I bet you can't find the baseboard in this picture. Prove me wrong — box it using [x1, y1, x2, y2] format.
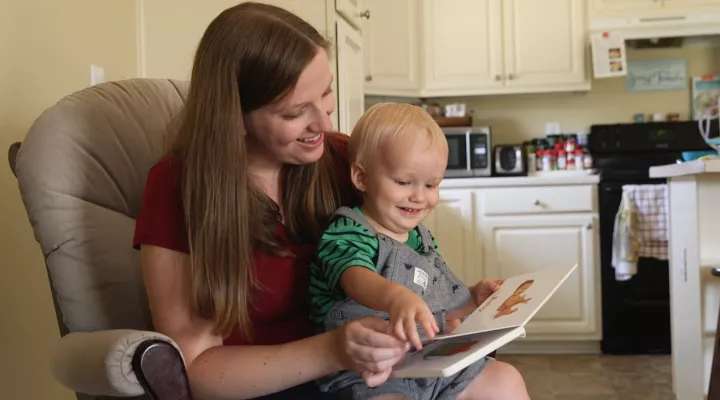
[496, 340, 601, 355]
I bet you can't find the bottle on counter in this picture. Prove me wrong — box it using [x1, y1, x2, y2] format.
[583, 151, 593, 169]
[541, 150, 553, 172]
[525, 141, 537, 174]
[557, 150, 567, 170]
[565, 135, 576, 154]
[574, 149, 585, 170]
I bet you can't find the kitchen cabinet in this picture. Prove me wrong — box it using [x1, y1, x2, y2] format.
[591, 0, 720, 17]
[479, 214, 600, 338]
[335, 16, 365, 135]
[362, 0, 421, 96]
[363, 0, 590, 97]
[335, 0, 367, 30]
[591, 0, 663, 13]
[425, 180, 602, 351]
[421, 190, 480, 287]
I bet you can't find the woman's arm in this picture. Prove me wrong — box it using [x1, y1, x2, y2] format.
[141, 245, 406, 400]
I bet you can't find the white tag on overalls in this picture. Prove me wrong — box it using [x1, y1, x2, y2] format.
[413, 267, 429, 290]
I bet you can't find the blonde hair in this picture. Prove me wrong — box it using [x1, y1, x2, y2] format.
[348, 102, 447, 168]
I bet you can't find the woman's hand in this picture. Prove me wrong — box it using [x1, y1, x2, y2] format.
[332, 316, 410, 387]
[471, 278, 504, 307]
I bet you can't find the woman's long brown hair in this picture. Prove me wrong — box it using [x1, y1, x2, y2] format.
[169, 2, 345, 341]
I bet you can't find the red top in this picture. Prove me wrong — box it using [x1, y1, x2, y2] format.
[133, 133, 360, 345]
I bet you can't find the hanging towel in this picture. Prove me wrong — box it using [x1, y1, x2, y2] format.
[611, 184, 669, 281]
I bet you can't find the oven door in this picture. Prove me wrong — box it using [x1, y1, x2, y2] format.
[599, 179, 671, 354]
[444, 133, 472, 177]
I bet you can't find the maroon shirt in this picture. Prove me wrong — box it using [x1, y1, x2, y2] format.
[133, 133, 360, 345]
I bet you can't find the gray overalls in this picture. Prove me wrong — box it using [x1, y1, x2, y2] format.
[317, 206, 493, 400]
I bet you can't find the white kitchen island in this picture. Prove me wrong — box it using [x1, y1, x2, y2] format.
[650, 159, 720, 400]
[430, 172, 602, 354]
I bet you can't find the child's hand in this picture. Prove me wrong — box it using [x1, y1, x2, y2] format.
[471, 278, 504, 307]
[388, 286, 439, 350]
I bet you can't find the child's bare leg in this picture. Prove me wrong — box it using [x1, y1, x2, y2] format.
[458, 360, 530, 400]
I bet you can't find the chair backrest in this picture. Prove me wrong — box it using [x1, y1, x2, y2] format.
[15, 78, 189, 333]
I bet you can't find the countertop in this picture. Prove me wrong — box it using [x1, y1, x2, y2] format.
[649, 158, 720, 178]
[439, 170, 600, 189]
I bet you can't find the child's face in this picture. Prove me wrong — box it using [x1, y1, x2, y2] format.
[359, 132, 448, 235]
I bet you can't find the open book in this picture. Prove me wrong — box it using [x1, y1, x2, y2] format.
[391, 263, 578, 378]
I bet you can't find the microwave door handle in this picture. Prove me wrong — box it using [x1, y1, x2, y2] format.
[466, 134, 471, 171]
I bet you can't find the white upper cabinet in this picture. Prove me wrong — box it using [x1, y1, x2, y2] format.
[503, 0, 588, 89]
[364, 0, 590, 97]
[362, 0, 421, 96]
[422, 0, 504, 94]
[335, 17, 365, 135]
[591, 0, 663, 13]
[591, 0, 720, 17]
[335, 0, 368, 31]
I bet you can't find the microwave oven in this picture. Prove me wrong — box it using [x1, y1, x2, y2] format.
[442, 126, 492, 178]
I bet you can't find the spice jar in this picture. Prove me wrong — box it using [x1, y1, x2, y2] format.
[583, 151, 593, 169]
[574, 149, 585, 170]
[565, 135, 576, 154]
[541, 150, 552, 172]
[557, 150, 567, 170]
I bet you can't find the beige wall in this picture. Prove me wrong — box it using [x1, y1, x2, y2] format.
[0, 1, 137, 399]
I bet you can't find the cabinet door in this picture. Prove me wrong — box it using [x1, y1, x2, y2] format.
[503, 0, 588, 89]
[335, 0, 365, 30]
[422, 0, 504, 92]
[591, 0, 663, 13]
[335, 18, 364, 136]
[362, 0, 421, 95]
[481, 214, 599, 337]
[422, 190, 479, 286]
[663, 0, 720, 9]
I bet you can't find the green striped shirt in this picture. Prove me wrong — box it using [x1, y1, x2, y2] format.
[308, 207, 439, 325]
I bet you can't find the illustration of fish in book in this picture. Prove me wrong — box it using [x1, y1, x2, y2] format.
[493, 279, 534, 319]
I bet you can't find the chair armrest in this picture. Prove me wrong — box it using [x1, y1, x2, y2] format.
[51, 329, 189, 398]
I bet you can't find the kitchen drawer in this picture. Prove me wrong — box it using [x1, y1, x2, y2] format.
[336, 0, 366, 30]
[481, 185, 595, 216]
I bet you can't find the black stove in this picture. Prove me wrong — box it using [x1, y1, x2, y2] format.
[589, 120, 714, 355]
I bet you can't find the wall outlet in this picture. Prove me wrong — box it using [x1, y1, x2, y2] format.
[90, 64, 105, 86]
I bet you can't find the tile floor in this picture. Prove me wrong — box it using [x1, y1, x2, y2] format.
[499, 354, 674, 400]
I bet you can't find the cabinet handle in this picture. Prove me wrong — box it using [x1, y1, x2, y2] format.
[508, 73, 516, 80]
[586, 223, 593, 230]
[495, 74, 502, 81]
[359, 10, 371, 19]
[533, 200, 541, 206]
[365, 75, 372, 82]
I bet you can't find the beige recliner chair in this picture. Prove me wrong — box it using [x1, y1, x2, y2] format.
[9, 79, 193, 400]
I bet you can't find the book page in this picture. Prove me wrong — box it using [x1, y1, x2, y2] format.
[391, 326, 526, 378]
[430, 264, 577, 342]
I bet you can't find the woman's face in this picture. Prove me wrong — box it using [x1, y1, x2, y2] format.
[244, 48, 336, 168]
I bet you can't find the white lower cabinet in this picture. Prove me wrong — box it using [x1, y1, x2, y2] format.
[480, 213, 600, 339]
[422, 190, 480, 286]
[426, 184, 602, 349]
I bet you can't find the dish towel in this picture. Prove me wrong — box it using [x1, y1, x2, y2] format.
[611, 184, 669, 281]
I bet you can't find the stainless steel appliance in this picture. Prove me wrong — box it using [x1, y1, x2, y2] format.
[493, 145, 526, 176]
[443, 126, 492, 178]
[589, 120, 714, 354]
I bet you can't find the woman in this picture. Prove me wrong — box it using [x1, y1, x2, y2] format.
[133, 2, 528, 399]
